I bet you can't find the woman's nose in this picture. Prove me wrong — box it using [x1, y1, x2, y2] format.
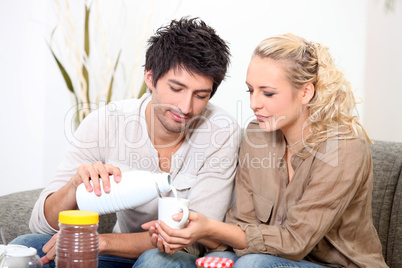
[250, 93, 262, 111]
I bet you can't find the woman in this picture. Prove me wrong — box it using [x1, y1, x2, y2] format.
[137, 34, 388, 268]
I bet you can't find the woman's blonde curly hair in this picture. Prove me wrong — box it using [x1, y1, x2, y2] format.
[253, 33, 372, 153]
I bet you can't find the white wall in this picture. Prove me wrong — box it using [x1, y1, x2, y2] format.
[1, 0, 46, 195]
[122, 0, 368, 129]
[0, 0, 399, 196]
[364, 0, 402, 143]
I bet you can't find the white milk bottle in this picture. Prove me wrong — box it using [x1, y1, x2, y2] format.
[76, 170, 172, 215]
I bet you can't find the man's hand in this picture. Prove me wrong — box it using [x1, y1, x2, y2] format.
[41, 233, 58, 264]
[142, 220, 167, 252]
[142, 221, 178, 254]
[44, 162, 122, 230]
[70, 162, 122, 196]
[41, 232, 113, 264]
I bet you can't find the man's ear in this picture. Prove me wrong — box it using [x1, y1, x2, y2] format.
[144, 70, 154, 91]
[301, 82, 315, 105]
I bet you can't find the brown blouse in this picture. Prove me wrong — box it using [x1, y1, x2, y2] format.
[225, 121, 388, 268]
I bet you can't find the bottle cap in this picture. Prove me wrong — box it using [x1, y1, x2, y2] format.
[196, 257, 234, 267]
[4, 246, 37, 257]
[59, 210, 99, 225]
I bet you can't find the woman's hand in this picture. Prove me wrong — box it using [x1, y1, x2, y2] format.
[70, 162, 122, 196]
[148, 212, 211, 255]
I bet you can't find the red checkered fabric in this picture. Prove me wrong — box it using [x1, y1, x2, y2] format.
[196, 257, 234, 267]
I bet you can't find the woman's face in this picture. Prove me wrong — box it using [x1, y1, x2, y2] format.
[246, 56, 307, 134]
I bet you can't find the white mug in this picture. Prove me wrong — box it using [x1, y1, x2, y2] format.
[158, 197, 190, 229]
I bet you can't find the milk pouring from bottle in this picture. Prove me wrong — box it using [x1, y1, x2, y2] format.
[76, 170, 173, 215]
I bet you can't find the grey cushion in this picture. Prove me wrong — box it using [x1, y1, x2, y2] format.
[371, 140, 402, 268]
[0, 189, 41, 243]
[0, 188, 116, 244]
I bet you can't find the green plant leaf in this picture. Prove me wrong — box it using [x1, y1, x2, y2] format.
[83, 65, 89, 98]
[84, 6, 90, 56]
[50, 26, 57, 42]
[49, 48, 75, 94]
[83, 6, 91, 105]
[106, 50, 122, 104]
[84, 6, 91, 56]
[48, 27, 75, 94]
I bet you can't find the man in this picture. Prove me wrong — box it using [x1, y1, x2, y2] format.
[11, 17, 240, 267]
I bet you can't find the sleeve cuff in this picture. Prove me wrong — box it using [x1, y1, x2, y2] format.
[33, 192, 58, 235]
[233, 223, 266, 256]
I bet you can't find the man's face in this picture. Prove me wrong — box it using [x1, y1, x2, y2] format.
[145, 67, 213, 134]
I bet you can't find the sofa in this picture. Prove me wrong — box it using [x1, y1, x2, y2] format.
[0, 140, 401, 267]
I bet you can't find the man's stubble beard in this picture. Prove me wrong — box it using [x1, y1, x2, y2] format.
[154, 106, 188, 134]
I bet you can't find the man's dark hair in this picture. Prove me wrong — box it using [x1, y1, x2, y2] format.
[145, 17, 230, 98]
